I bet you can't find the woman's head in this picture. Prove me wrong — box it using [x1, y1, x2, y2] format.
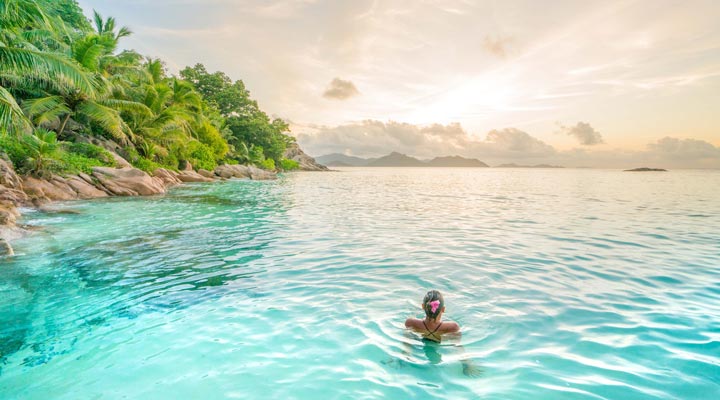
[422, 290, 445, 320]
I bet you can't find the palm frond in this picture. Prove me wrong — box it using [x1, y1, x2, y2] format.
[0, 47, 94, 94]
[0, 85, 31, 135]
[99, 98, 153, 117]
[73, 38, 105, 71]
[117, 26, 132, 39]
[105, 17, 116, 34]
[77, 100, 128, 142]
[21, 95, 70, 125]
[0, 0, 48, 29]
[93, 10, 104, 34]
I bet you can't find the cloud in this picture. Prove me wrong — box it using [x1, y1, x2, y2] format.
[484, 128, 556, 156]
[646, 137, 720, 161]
[561, 122, 604, 145]
[295, 120, 555, 161]
[322, 78, 360, 100]
[482, 36, 512, 58]
[553, 137, 720, 169]
[295, 120, 720, 168]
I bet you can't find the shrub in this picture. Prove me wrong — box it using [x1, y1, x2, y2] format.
[122, 145, 163, 173]
[0, 134, 31, 170]
[249, 145, 265, 165]
[257, 158, 275, 171]
[12, 130, 60, 177]
[56, 152, 108, 174]
[279, 158, 299, 171]
[195, 122, 229, 160]
[159, 152, 179, 171]
[132, 157, 163, 173]
[1, 134, 119, 176]
[66, 142, 115, 165]
[186, 141, 216, 171]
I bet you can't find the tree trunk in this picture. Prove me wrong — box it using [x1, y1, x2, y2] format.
[57, 114, 71, 138]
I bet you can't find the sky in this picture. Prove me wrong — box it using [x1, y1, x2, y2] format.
[78, 0, 720, 167]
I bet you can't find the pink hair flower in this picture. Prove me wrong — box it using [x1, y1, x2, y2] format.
[429, 300, 440, 313]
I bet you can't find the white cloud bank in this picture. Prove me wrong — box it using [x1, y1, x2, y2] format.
[296, 120, 720, 168]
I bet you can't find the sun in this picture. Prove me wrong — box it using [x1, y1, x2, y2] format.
[405, 71, 521, 124]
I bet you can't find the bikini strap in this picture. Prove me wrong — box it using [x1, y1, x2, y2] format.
[422, 320, 443, 334]
[431, 322, 443, 334]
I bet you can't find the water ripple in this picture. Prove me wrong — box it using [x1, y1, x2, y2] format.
[1, 169, 719, 399]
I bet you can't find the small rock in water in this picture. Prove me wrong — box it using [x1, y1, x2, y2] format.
[0, 238, 13, 256]
[38, 206, 81, 215]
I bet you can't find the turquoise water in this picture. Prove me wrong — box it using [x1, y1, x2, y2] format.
[1, 168, 719, 399]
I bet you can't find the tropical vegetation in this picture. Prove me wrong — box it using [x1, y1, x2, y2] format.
[0, 0, 296, 177]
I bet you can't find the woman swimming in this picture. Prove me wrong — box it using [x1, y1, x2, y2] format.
[405, 290, 460, 342]
[400, 289, 482, 377]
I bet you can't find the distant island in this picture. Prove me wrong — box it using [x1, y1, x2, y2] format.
[317, 152, 490, 167]
[624, 167, 668, 172]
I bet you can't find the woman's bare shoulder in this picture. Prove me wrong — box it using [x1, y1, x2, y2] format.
[404, 318, 423, 329]
[441, 321, 461, 333]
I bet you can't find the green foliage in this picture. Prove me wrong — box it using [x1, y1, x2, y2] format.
[180, 64, 293, 162]
[122, 145, 162, 173]
[1, 1, 299, 179]
[226, 115, 291, 162]
[0, 86, 30, 134]
[0, 47, 96, 95]
[66, 142, 115, 165]
[1, 131, 115, 175]
[131, 157, 162, 174]
[257, 158, 275, 171]
[185, 141, 217, 171]
[195, 121, 229, 160]
[279, 158, 300, 171]
[38, 0, 93, 33]
[0, 134, 32, 170]
[23, 129, 59, 177]
[56, 152, 106, 174]
[179, 64, 255, 116]
[248, 145, 265, 165]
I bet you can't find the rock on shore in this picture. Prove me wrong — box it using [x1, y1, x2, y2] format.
[91, 167, 167, 196]
[283, 143, 329, 171]
[213, 164, 277, 180]
[0, 156, 279, 236]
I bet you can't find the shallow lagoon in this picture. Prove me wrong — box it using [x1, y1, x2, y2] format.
[1, 168, 719, 399]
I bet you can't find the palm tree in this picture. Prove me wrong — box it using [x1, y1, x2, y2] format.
[22, 128, 58, 177]
[8, 8, 153, 143]
[0, 0, 94, 135]
[92, 10, 132, 46]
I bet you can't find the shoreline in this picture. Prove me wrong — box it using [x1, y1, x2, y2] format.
[0, 157, 281, 255]
[0, 144, 328, 255]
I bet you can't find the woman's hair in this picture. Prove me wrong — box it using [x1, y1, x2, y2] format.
[423, 290, 444, 320]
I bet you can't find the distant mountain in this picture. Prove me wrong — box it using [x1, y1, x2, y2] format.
[495, 163, 564, 168]
[315, 153, 370, 166]
[427, 156, 489, 167]
[325, 160, 354, 167]
[314, 152, 490, 167]
[366, 152, 426, 167]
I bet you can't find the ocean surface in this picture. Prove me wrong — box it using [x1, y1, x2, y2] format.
[1, 168, 719, 399]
